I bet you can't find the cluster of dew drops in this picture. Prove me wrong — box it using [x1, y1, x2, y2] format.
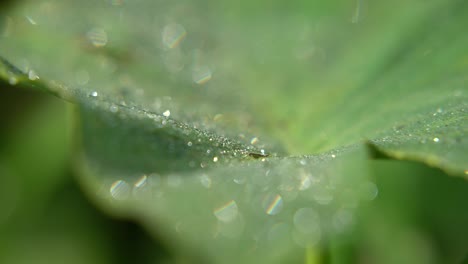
[105, 154, 379, 249]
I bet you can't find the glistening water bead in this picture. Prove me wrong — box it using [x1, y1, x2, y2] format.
[262, 194, 284, 215]
[86, 27, 108, 47]
[110, 180, 130, 200]
[213, 200, 238, 222]
[192, 65, 212, 84]
[162, 23, 186, 49]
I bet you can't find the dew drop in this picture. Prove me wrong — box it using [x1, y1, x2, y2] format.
[250, 137, 259, 145]
[162, 23, 186, 49]
[109, 104, 119, 113]
[298, 173, 312, 191]
[233, 174, 246, 185]
[86, 27, 108, 47]
[213, 200, 238, 222]
[134, 174, 147, 188]
[433, 137, 440, 143]
[262, 194, 284, 215]
[163, 110, 171, 117]
[213, 156, 218, 162]
[133, 175, 151, 199]
[192, 65, 212, 84]
[28, 70, 39, 80]
[90, 91, 98, 97]
[359, 181, 378, 201]
[110, 180, 130, 200]
[25, 15, 37, 25]
[187, 141, 193, 147]
[199, 174, 212, 188]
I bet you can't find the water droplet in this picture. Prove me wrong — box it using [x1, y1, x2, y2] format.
[192, 65, 212, 84]
[163, 110, 171, 117]
[133, 175, 151, 199]
[25, 16, 37, 25]
[433, 137, 439, 143]
[233, 174, 246, 185]
[109, 104, 119, 113]
[298, 173, 312, 191]
[199, 174, 212, 188]
[250, 137, 259, 145]
[293, 208, 320, 234]
[262, 194, 284, 215]
[134, 174, 147, 188]
[28, 70, 39, 80]
[90, 91, 98, 97]
[331, 154, 336, 158]
[213, 156, 218, 162]
[162, 23, 186, 49]
[86, 27, 108, 47]
[187, 141, 193, 147]
[359, 181, 378, 201]
[214, 200, 238, 222]
[110, 180, 130, 200]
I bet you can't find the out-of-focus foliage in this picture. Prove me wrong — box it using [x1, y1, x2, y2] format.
[0, 86, 171, 264]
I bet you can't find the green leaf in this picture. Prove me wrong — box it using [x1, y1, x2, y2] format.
[0, 0, 467, 262]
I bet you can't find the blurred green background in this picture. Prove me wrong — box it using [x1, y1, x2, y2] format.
[0, 83, 173, 264]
